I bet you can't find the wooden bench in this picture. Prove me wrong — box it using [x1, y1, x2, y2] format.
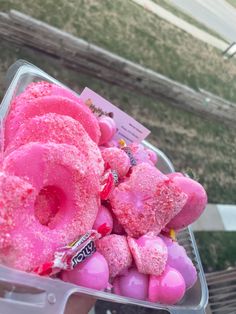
[206, 268, 236, 314]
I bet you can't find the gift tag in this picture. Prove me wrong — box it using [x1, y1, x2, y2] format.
[80, 87, 150, 144]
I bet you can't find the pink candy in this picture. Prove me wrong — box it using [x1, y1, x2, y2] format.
[61, 252, 109, 290]
[110, 163, 187, 237]
[93, 205, 113, 235]
[128, 234, 167, 276]
[102, 147, 130, 178]
[161, 236, 197, 290]
[167, 176, 207, 230]
[148, 265, 186, 305]
[96, 234, 132, 278]
[98, 116, 116, 145]
[113, 268, 149, 300]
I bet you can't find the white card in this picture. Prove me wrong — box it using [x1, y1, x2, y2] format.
[80, 87, 150, 144]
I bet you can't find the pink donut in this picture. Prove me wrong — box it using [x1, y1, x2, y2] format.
[101, 147, 130, 178]
[96, 234, 132, 278]
[0, 172, 35, 250]
[98, 116, 116, 145]
[2, 142, 101, 271]
[4, 113, 103, 176]
[10, 81, 82, 111]
[110, 163, 187, 237]
[5, 95, 101, 148]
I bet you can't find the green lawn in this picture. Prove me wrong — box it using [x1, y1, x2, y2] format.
[195, 232, 236, 272]
[1, 0, 236, 104]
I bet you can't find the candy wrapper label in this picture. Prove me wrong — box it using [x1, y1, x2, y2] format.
[34, 230, 101, 276]
[80, 87, 150, 144]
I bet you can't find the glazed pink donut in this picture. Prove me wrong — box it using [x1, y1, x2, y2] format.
[0, 172, 35, 250]
[98, 116, 116, 145]
[2, 142, 101, 271]
[10, 81, 82, 111]
[4, 113, 103, 176]
[101, 147, 130, 178]
[5, 95, 101, 148]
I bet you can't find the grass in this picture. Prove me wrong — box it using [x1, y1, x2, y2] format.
[195, 232, 236, 272]
[1, 0, 236, 104]
[152, 0, 225, 41]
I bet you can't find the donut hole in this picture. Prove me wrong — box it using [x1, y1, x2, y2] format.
[34, 185, 65, 228]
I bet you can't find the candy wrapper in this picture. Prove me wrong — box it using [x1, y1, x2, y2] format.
[34, 230, 101, 276]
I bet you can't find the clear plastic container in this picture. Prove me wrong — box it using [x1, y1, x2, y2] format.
[0, 61, 208, 314]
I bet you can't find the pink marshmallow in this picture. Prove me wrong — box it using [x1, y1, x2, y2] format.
[110, 163, 187, 237]
[128, 234, 167, 276]
[96, 235, 132, 278]
[102, 147, 130, 178]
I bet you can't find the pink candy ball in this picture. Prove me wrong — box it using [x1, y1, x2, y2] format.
[61, 252, 109, 290]
[148, 265, 186, 305]
[93, 205, 113, 235]
[167, 176, 207, 230]
[113, 268, 149, 300]
[161, 236, 197, 290]
[145, 148, 158, 165]
[166, 172, 184, 180]
[98, 116, 116, 145]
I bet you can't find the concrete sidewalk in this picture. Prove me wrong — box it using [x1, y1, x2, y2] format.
[131, 0, 229, 51]
[192, 204, 236, 231]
